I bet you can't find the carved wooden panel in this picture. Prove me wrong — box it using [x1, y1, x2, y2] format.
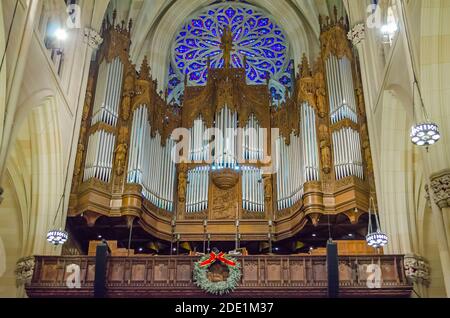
[290, 263, 305, 282]
[176, 264, 192, 282]
[210, 185, 239, 220]
[131, 264, 146, 281]
[267, 263, 282, 282]
[154, 263, 168, 281]
[243, 262, 258, 281]
[41, 264, 58, 282]
[110, 262, 124, 281]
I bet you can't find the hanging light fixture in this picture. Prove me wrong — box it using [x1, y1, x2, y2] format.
[47, 228, 69, 246]
[366, 197, 388, 248]
[46, 194, 69, 246]
[399, 1, 441, 148]
[410, 81, 441, 147]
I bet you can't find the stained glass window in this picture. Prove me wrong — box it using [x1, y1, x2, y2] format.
[167, 2, 292, 105]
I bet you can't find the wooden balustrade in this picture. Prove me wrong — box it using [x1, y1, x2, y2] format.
[26, 255, 412, 298]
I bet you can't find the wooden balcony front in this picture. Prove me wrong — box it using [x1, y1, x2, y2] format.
[26, 255, 412, 298]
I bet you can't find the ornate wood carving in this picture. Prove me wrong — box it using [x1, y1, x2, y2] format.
[319, 7, 352, 61]
[69, 9, 376, 242]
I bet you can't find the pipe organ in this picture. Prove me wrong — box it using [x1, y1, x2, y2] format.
[70, 10, 376, 242]
[127, 105, 177, 211]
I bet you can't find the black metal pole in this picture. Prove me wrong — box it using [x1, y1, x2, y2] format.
[327, 240, 339, 298]
[94, 240, 110, 298]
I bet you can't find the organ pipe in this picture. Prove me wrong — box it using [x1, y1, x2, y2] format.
[92, 57, 124, 127]
[84, 130, 115, 183]
[186, 166, 210, 213]
[126, 106, 176, 211]
[276, 131, 305, 210]
[325, 50, 364, 180]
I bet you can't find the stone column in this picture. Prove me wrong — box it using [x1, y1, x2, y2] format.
[14, 256, 35, 298]
[427, 174, 450, 297]
[404, 254, 431, 297]
[430, 170, 450, 255]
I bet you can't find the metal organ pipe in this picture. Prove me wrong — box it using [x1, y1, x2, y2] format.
[275, 103, 320, 211]
[186, 166, 210, 213]
[84, 130, 115, 183]
[326, 53, 364, 180]
[92, 57, 123, 127]
[84, 57, 124, 185]
[125, 106, 176, 211]
[300, 103, 319, 182]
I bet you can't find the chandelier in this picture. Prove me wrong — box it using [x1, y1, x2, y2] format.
[46, 229, 69, 246]
[46, 194, 69, 246]
[366, 197, 388, 249]
[410, 122, 441, 147]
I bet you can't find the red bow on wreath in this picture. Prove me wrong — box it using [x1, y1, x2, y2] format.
[200, 252, 236, 267]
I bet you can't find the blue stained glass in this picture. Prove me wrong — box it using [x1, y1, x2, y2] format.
[192, 19, 203, 27]
[176, 45, 190, 53]
[271, 43, 285, 52]
[279, 75, 291, 85]
[186, 39, 197, 47]
[263, 50, 275, 58]
[191, 29, 204, 36]
[205, 19, 214, 29]
[257, 28, 270, 35]
[190, 62, 204, 70]
[225, 7, 236, 18]
[258, 18, 269, 27]
[218, 15, 228, 23]
[263, 38, 275, 46]
[169, 2, 292, 105]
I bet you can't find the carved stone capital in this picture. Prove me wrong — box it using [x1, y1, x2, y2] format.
[15, 256, 35, 287]
[404, 254, 431, 286]
[347, 23, 366, 46]
[83, 28, 103, 50]
[429, 170, 450, 208]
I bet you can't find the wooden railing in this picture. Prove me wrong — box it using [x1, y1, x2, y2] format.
[26, 255, 412, 298]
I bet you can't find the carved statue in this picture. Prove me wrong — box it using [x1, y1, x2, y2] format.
[319, 124, 332, 174]
[220, 27, 234, 69]
[314, 71, 327, 118]
[363, 140, 373, 174]
[360, 123, 373, 173]
[320, 139, 332, 174]
[263, 175, 272, 202]
[121, 95, 131, 121]
[114, 143, 128, 176]
[82, 78, 94, 121]
[74, 144, 85, 176]
[118, 126, 129, 144]
[178, 165, 188, 203]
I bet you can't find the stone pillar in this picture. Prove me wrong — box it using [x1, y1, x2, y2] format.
[430, 170, 450, 249]
[14, 256, 35, 298]
[404, 254, 431, 297]
[428, 178, 450, 297]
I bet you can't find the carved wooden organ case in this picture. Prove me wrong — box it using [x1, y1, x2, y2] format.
[69, 13, 375, 242]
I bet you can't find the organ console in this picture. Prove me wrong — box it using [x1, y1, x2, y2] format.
[69, 9, 374, 245]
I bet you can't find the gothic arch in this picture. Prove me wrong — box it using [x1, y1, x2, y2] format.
[131, 0, 318, 91]
[378, 87, 421, 255]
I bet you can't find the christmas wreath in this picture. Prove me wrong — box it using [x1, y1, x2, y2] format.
[193, 251, 241, 295]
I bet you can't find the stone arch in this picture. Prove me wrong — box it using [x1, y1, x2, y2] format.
[377, 87, 421, 255]
[131, 0, 319, 91]
[0, 92, 64, 296]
